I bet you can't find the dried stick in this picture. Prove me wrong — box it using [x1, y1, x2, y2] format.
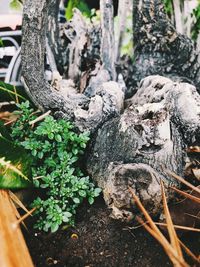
[0, 190, 34, 267]
[100, 0, 116, 80]
[29, 110, 51, 125]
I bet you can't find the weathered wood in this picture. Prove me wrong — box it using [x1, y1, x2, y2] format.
[22, 0, 123, 133]
[62, 9, 101, 87]
[46, 0, 63, 70]
[100, 0, 116, 80]
[21, 0, 200, 223]
[87, 75, 200, 220]
[64, 9, 88, 83]
[128, 0, 200, 97]
[0, 190, 34, 267]
[21, 0, 75, 120]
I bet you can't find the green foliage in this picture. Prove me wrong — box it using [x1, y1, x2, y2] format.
[0, 157, 30, 188]
[117, 15, 133, 58]
[11, 101, 101, 232]
[163, 0, 173, 17]
[9, 0, 23, 10]
[0, 122, 32, 189]
[191, 4, 200, 40]
[0, 39, 3, 47]
[0, 81, 29, 103]
[65, 0, 90, 20]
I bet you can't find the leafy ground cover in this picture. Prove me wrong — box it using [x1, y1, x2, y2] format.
[10, 101, 101, 232]
[0, 85, 101, 233]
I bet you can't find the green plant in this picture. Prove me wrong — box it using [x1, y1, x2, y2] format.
[191, 4, 200, 40]
[9, 0, 23, 10]
[163, 0, 173, 17]
[0, 156, 31, 188]
[11, 101, 101, 232]
[0, 121, 32, 189]
[0, 38, 3, 47]
[0, 81, 28, 103]
[65, 0, 91, 20]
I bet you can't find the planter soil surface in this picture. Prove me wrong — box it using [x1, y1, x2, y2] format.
[24, 197, 200, 267]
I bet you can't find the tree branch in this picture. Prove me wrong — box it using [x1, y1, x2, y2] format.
[100, 0, 116, 80]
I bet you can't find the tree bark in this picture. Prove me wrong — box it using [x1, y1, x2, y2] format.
[21, 0, 200, 221]
[21, 0, 124, 133]
[46, 0, 63, 71]
[100, 0, 116, 80]
[128, 0, 200, 97]
[21, 0, 75, 118]
[87, 75, 200, 220]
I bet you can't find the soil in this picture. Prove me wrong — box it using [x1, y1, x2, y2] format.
[24, 197, 199, 267]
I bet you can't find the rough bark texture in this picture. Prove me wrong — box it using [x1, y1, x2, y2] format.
[100, 0, 116, 80]
[126, 0, 200, 97]
[87, 75, 200, 220]
[21, 0, 123, 133]
[21, 0, 74, 117]
[46, 0, 63, 71]
[21, 0, 200, 221]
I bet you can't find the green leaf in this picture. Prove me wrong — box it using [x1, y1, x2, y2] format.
[94, 188, 101, 197]
[51, 222, 59, 233]
[48, 133, 54, 140]
[32, 150, 37, 157]
[88, 197, 94, 205]
[65, 0, 90, 20]
[79, 190, 86, 197]
[63, 211, 72, 222]
[55, 134, 62, 142]
[73, 197, 80, 204]
[80, 142, 86, 148]
[63, 211, 72, 217]
[38, 152, 44, 159]
[9, 0, 22, 11]
[72, 148, 78, 155]
[0, 38, 3, 47]
[40, 184, 48, 189]
[44, 222, 51, 231]
[0, 135, 32, 189]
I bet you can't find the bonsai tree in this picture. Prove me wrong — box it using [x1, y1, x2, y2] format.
[21, 0, 200, 220]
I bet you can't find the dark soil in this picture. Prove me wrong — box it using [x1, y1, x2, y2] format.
[24, 197, 199, 267]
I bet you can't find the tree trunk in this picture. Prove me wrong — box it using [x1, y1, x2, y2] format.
[100, 0, 116, 80]
[21, 0, 76, 118]
[128, 0, 200, 97]
[21, 0, 124, 133]
[21, 0, 200, 221]
[87, 75, 200, 220]
[46, 0, 63, 71]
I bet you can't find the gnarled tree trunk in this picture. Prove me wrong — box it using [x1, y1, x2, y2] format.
[21, 0, 124, 133]
[126, 0, 200, 97]
[21, 0, 200, 221]
[87, 75, 200, 219]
